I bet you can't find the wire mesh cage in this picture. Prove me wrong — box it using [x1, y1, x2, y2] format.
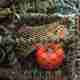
[15, 16, 75, 80]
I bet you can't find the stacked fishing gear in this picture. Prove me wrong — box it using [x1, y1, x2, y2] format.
[0, 0, 80, 80]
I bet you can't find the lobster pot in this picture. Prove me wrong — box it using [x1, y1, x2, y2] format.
[15, 16, 70, 80]
[0, 23, 16, 65]
[0, 15, 80, 80]
[63, 16, 80, 80]
[54, 0, 80, 14]
[0, 33, 16, 64]
[15, 0, 80, 21]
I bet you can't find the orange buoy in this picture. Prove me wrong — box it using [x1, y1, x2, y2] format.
[34, 42, 64, 70]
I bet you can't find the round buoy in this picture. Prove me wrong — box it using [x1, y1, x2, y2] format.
[34, 42, 64, 70]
